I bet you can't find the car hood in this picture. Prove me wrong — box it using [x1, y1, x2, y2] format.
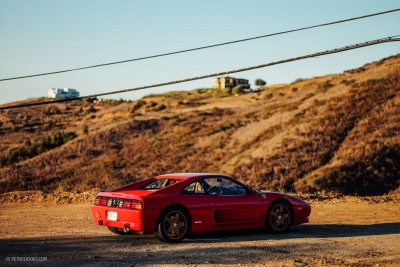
[258, 190, 310, 206]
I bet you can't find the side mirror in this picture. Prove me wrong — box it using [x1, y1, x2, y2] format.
[246, 184, 255, 194]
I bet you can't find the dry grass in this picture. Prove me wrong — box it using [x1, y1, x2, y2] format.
[1, 54, 399, 195]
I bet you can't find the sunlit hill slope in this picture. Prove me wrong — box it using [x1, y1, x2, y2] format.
[1, 55, 399, 196]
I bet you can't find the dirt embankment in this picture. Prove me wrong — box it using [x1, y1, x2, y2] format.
[1, 189, 399, 205]
[0, 188, 99, 204]
[0, 194, 399, 266]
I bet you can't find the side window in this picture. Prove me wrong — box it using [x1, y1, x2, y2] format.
[203, 177, 247, 196]
[183, 181, 205, 194]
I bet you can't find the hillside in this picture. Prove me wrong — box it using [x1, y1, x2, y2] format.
[1, 54, 399, 195]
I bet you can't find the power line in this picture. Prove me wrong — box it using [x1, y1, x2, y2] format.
[1, 8, 400, 82]
[1, 36, 399, 111]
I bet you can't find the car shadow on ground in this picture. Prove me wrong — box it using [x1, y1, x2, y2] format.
[1, 223, 398, 248]
[187, 222, 400, 242]
[1, 223, 399, 266]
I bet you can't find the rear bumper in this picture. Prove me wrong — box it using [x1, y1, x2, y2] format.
[293, 205, 311, 225]
[91, 205, 162, 233]
[91, 205, 143, 231]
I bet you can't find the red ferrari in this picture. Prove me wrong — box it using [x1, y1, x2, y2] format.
[91, 173, 311, 242]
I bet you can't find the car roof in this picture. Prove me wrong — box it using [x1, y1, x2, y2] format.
[154, 173, 230, 180]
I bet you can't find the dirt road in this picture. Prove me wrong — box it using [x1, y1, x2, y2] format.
[0, 196, 399, 266]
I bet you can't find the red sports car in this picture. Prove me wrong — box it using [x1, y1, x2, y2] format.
[91, 173, 311, 242]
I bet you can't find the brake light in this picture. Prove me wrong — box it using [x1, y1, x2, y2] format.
[122, 200, 132, 208]
[100, 197, 108, 206]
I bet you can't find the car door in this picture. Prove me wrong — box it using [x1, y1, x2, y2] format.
[181, 180, 213, 233]
[204, 177, 264, 227]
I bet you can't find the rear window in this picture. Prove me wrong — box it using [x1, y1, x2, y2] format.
[139, 179, 180, 190]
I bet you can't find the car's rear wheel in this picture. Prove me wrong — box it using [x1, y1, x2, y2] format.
[155, 207, 190, 243]
[107, 226, 134, 235]
[266, 200, 292, 233]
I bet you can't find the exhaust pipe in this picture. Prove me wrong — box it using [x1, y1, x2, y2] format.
[124, 223, 130, 233]
[98, 220, 103, 225]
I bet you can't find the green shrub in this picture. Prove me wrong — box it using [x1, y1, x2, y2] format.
[211, 88, 231, 98]
[196, 88, 210, 94]
[232, 85, 244, 95]
[222, 87, 232, 95]
[318, 80, 334, 92]
[148, 101, 158, 108]
[131, 100, 146, 113]
[86, 105, 97, 113]
[155, 104, 167, 111]
[0, 131, 77, 167]
[292, 78, 308, 84]
[82, 124, 89, 134]
[301, 93, 315, 101]
[255, 79, 267, 87]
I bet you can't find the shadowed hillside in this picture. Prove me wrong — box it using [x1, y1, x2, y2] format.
[1, 55, 399, 195]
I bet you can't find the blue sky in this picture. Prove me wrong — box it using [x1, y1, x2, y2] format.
[0, 0, 399, 104]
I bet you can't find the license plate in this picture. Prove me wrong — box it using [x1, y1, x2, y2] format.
[107, 211, 118, 221]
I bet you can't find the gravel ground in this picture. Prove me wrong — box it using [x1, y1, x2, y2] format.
[0, 197, 399, 266]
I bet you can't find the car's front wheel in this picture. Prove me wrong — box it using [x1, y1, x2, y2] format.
[266, 200, 292, 233]
[155, 207, 190, 243]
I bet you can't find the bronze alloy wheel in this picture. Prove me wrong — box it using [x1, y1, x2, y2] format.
[156, 207, 189, 243]
[267, 201, 292, 233]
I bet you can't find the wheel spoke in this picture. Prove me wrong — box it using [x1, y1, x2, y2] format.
[166, 225, 174, 234]
[175, 228, 181, 236]
[271, 211, 278, 217]
[178, 222, 185, 227]
[175, 212, 180, 221]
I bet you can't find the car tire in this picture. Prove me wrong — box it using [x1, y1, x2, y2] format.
[107, 226, 133, 235]
[155, 207, 190, 243]
[266, 200, 292, 234]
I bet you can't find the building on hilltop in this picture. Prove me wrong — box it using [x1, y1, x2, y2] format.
[212, 76, 251, 91]
[48, 88, 79, 99]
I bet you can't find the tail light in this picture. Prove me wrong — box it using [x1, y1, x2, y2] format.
[130, 199, 143, 210]
[94, 196, 108, 206]
[94, 196, 143, 209]
[94, 196, 102, 205]
[121, 199, 143, 209]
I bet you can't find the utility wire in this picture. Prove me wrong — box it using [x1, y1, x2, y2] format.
[1, 8, 400, 82]
[1, 36, 399, 110]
